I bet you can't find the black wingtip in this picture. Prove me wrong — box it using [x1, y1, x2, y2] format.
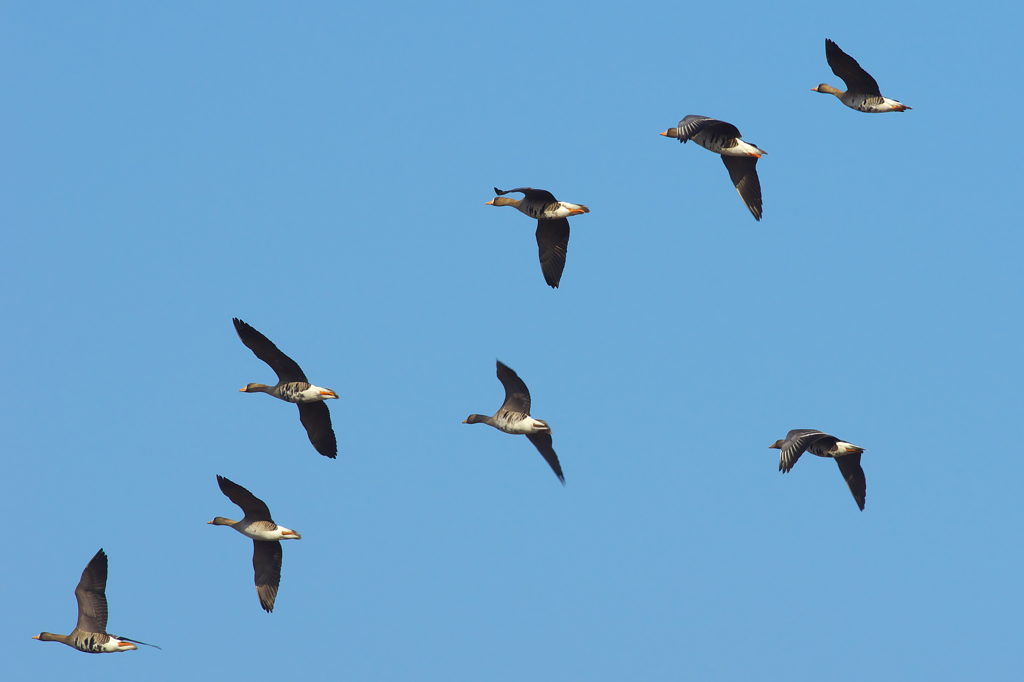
[119, 636, 162, 650]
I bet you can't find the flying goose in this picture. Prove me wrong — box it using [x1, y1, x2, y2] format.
[812, 39, 911, 113]
[485, 187, 589, 288]
[770, 429, 867, 510]
[33, 549, 158, 653]
[463, 360, 565, 484]
[233, 317, 338, 458]
[660, 116, 766, 221]
[209, 475, 302, 613]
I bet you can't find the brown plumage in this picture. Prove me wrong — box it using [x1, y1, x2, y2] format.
[770, 429, 867, 510]
[32, 549, 158, 653]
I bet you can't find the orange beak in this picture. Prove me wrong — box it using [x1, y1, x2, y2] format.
[659, 131, 668, 136]
[485, 199, 495, 205]
[239, 387, 247, 392]
[32, 635, 40, 640]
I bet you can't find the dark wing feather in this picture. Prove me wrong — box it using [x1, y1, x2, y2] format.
[526, 432, 565, 485]
[779, 430, 832, 473]
[233, 318, 308, 384]
[75, 549, 109, 634]
[721, 156, 762, 221]
[494, 187, 558, 206]
[536, 218, 570, 288]
[674, 115, 741, 143]
[252, 540, 283, 613]
[113, 636, 162, 650]
[835, 453, 867, 511]
[298, 401, 338, 458]
[825, 39, 881, 96]
[217, 475, 273, 520]
[495, 361, 531, 415]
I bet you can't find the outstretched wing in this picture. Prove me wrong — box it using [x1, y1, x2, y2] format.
[496, 361, 531, 416]
[778, 430, 832, 473]
[673, 115, 741, 143]
[835, 453, 867, 511]
[526, 432, 565, 485]
[217, 475, 273, 521]
[721, 156, 762, 221]
[233, 318, 308, 384]
[253, 540, 283, 613]
[298, 401, 338, 458]
[536, 218, 570, 288]
[825, 39, 881, 96]
[75, 549, 110, 634]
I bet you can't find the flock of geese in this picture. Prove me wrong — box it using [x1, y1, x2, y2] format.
[32, 38, 908, 654]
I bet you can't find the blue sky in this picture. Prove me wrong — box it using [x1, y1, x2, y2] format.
[4, 1, 1022, 680]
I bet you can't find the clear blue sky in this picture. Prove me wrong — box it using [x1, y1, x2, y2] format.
[4, 1, 1022, 680]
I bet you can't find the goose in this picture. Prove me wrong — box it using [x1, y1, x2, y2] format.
[209, 475, 301, 613]
[233, 317, 338, 458]
[813, 39, 911, 113]
[33, 549, 158, 653]
[463, 360, 565, 484]
[660, 116, 766, 221]
[485, 187, 589, 288]
[770, 429, 867, 510]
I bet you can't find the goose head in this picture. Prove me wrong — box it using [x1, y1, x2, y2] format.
[486, 197, 520, 208]
[769, 440, 785, 449]
[812, 84, 844, 96]
[240, 383, 272, 393]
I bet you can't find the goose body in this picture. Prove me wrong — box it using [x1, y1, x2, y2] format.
[660, 116, 766, 221]
[233, 318, 339, 458]
[209, 475, 301, 613]
[813, 39, 911, 113]
[33, 549, 157, 654]
[486, 187, 589, 288]
[463, 360, 565, 484]
[769, 429, 867, 510]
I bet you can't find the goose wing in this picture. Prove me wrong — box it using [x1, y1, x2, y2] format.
[495, 361, 531, 415]
[526, 432, 565, 484]
[233, 318, 308, 384]
[536, 218, 570, 288]
[835, 453, 867, 511]
[217, 475, 273, 521]
[113, 636, 162, 649]
[721, 156, 763, 221]
[74, 549, 109, 634]
[778, 429, 832, 473]
[298, 401, 338, 458]
[825, 39, 881, 96]
[252, 540, 283, 613]
[673, 116, 741, 143]
[494, 187, 558, 206]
